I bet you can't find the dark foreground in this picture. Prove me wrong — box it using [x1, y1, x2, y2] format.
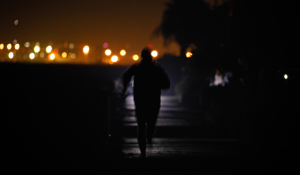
[2, 63, 298, 174]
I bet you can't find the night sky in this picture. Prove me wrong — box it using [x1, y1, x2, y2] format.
[0, 0, 175, 64]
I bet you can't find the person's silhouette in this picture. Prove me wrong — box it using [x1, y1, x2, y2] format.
[122, 48, 170, 158]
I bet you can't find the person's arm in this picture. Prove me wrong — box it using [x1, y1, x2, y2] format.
[122, 64, 136, 95]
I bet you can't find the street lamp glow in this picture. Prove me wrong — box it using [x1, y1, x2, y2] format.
[8, 52, 14, 59]
[34, 46, 40, 53]
[0, 44, 4, 50]
[62, 52, 67, 58]
[69, 43, 74, 49]
[50, 53, 55, 60]
[151, 50, 158, 58]
[133, 54, 139, 61]
[46, 46, 52, 53]
[83, 45, 89, 54]
[120, 49, 126, 56]
[111, 55, 118, 62]
[186, 52, 193, 58]
[105, 49, 112, 56]
[15, 43, 20, 50]
[40, 52, 45, 58]
[284, 74, 288, 80]
[29, 53, 35, 59]
[7, 43, 12, 50]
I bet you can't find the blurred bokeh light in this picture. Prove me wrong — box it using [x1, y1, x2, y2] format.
[284, 74, 288, 80]
[40, 52, 45, 58]
[69, 43, 74, 49]
[29, 53, 35, 59]
[103, 42, 108, 48]
[62, 52, 67, 58]
[111, 55, 118, 62]
[0, 44, 4, 50]
[133, 54, 139, 61]
[7, 44, 12, 50]
[83, 46, 89, 54]
[105, 49, 112, 56]
[148, 43, 153, 49]
[50, 53, 55, 60]
[151, 50, 158, 58]
[14, 43, 20, 50]
[34, 46, 40, 53]
[120, 49, 126, 56]
[8, 52, 14, 59]
[24, 42, 30, 48]
[46, 46, 52, 53]
[14, 20, 18, 25]
[186, 52, 193, 58]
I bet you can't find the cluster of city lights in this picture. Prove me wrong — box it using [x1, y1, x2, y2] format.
[1, 41, 161, 64]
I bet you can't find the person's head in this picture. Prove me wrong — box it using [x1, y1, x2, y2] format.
[141, 47, 152, 64]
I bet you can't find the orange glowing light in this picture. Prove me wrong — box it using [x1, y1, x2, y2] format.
[50, 53, 55, 60]
[148, 43, 153, 49]
[62, 52, 67, 58]
[83, 46, 89, 54]
[186, 52, 193, 58]
[0, 44, 4, 50]
[14, 43, 20, 50]
[7, 43, 12, 50]
[105, 49, 112, 56]
[111, 55, 118, 62]
[151, 50, 158, 58]
[120, 49, 126, 56]
[133, 54, 139, 61]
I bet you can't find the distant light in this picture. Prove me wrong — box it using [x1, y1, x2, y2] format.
[63, 42, 68, 48]
[14, 43, 20, 50]
[24, 42, 30, 48]
[35, 42, 40, 46]
[50, 53, 55, 60]
[34, 46, 40, 53]
[186, 52, 193, 58]
[133, 54, 139, 61]
[40, 52, 45, 58]
[83, 45, 89, 54]
[8, 52, 14, 59]
[46, 46, 52, 53]
[151, 50, 158, 58]
[7, 43, 12, 50]
[29, 53, 35, 59]
[14, 20, 18, 25]
[53, 48, 59, 53]
[62, 52, 67, 58]
[71, 53, 76, 59]
[120, 49, 126, 56]
[0, 44, 4, 50]
[111, 55, 118, 62]
[69, 43, 74, 49]
[105, 49, 112, 56]
[103, 42, 108, 48]
[284, 74, 288, 80]
[13, 39, 17, 44]
[148, 43, 153, 49]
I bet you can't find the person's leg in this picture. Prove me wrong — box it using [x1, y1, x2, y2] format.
[135, 106, 147, 158]
[146, 105, 160, 144]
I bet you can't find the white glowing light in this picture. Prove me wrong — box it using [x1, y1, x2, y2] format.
[8, 52, 14, 59]
[111, 55, 118, 62]
[105, 49, 112, 56]
[0, 44, 4, 50]
[46, 46, 52, 53]
[29, 53, 35, 59]
[284, 74, 288, 80]
[151, 50, 158, 57]
[83, 46, 89, 54]
[34, 46, 40, 53]
[50, 53, 55, 60]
